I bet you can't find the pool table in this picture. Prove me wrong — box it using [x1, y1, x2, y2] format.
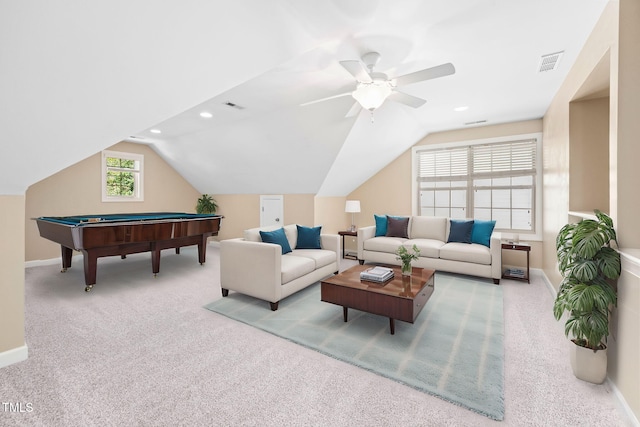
[35, 212, 223, 292]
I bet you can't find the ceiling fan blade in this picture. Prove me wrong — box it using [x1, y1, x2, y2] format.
[339, 60, 372, 83]
[345, 102, 362, 118]
[394, 63, 455, 87]
[388, 90, 427, 108]
[300, 91, 352, 107]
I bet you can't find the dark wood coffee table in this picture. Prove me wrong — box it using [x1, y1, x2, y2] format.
[321, 264, 435, 334]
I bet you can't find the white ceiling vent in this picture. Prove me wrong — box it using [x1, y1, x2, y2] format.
[538, 51, 564, 72]
[224, 101, 245, 110]
[464, 119, 487, 126]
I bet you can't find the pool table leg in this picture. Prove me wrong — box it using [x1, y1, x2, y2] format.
[197, 236, 208, 265]
[81, 250, 97, 291]
[151, 248, 161, 276]
[61, 246, 73, 272]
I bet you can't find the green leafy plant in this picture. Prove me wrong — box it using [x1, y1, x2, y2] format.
[554, 210, 620, 351]
[396, 244, 421, 269]
[196, 194, 218, 214]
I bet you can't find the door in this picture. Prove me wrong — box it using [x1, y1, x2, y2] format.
[260, 195, 283, 227]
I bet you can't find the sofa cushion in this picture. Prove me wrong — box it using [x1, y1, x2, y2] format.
[439, 242, 492, 265]
[374, 214, 388, 236]
[410, 216, 447, 241]
[259, 228, 292, 254]
[386, 216, 410, 238]
[281, 254, 316, 284]
[406, 239, 445, 259]
[296, 225, 322, 249]
[364, 236, 408, 253]
[290, 249, 335, 269]
[447, 219, 473, 243]
[471, 220, 496, 247]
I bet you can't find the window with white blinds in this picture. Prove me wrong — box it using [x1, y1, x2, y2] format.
[415, 136, 539, 232]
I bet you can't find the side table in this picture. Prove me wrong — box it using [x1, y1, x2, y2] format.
[501, 242, 531, 283]
[338, 230, 358, 260]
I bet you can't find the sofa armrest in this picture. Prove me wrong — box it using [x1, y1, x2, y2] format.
[220, 238, 282, 302]
[490, 232, 502, 280]
[320, 234, 340, 266]
[357, 226, 376, 260]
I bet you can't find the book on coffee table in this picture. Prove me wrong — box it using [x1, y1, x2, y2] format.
[360, 266, 394, 283]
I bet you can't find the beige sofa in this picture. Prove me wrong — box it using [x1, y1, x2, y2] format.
[357, 216, 502, 283]
[220, 224, 340, 310]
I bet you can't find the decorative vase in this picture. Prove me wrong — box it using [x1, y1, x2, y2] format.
[401, 263, 412, 276]
[570, 342, 608, 384]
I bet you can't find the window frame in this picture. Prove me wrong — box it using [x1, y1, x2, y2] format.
[101, 150, 144, 202]
[411, 132, 543, 240]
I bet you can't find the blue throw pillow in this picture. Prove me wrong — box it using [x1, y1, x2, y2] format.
[471, 220, 496, 247]
[447, 220, 474, 244]
[296, 225, 322, 249]
[374, 214, 388, 236]
[259, 228, 292, 254]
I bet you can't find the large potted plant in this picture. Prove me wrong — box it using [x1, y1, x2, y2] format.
[196, 194, 218, 214]
[553, 209, 620, 384]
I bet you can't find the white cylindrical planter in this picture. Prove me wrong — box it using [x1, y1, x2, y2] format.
[570, 343, 608, 384]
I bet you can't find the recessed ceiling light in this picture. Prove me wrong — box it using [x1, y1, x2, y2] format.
[454, 106, 469, 112]
[200, 112, 213, 118]
[150, 129, 162, 134]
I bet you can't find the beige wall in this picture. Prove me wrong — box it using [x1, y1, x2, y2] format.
[25, 141, 201, 262]
[213, 194, 316, 241]
[314, 196, 349, 234]
[543, 1, 639, 419]
[348, 119, 543, 269]
[0, 195, 26, 355]
[542, 2, 617, 286]
[569, 96, 610, 212]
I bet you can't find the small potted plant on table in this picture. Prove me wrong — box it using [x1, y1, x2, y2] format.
[553, 209, 620, 384]
[396, 244, 420, 276]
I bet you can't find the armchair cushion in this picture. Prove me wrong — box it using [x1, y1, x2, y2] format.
[260, 228, 292, 254]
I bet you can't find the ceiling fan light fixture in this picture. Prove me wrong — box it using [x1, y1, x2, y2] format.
[352, 81, 392, 111]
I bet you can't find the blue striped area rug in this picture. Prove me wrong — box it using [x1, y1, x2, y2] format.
[205, 272, 504, 420]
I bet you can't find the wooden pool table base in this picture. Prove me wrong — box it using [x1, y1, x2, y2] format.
[61, 235, 210, 292]
[35, 213, 222, 292]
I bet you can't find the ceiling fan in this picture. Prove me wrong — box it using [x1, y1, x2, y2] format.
[302, 51, 455, 118]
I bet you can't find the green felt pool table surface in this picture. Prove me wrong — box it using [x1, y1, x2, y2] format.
[37, 212, 221, 226]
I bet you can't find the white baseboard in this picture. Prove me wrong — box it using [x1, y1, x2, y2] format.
[0, 345, 28, 369]
[535, 268, 558, 298]
[25, 255, 81, 269]
[608, 378, 640, 427]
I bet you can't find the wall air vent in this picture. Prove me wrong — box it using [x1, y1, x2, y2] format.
[224, 101, 245, 110]
[464, 120, 487, 126]
[128, 135, 145, 140]
[539, 51, 564, 72]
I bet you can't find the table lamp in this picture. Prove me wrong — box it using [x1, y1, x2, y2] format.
[345, 200, 361, 232]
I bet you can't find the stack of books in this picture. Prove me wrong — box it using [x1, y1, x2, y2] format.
[360, 266, 395, 283]
[505, 268, 526, 278]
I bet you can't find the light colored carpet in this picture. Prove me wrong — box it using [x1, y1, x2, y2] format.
[205, 273, 505, 420]
[0, 245, 633, 426]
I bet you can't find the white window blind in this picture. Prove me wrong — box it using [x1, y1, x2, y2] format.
[416, 138, 537, 232]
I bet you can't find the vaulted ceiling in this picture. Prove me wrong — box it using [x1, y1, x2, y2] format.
[1, 0, 608, 196]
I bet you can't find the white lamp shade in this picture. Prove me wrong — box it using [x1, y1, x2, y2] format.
[345, 200, 361, 213]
